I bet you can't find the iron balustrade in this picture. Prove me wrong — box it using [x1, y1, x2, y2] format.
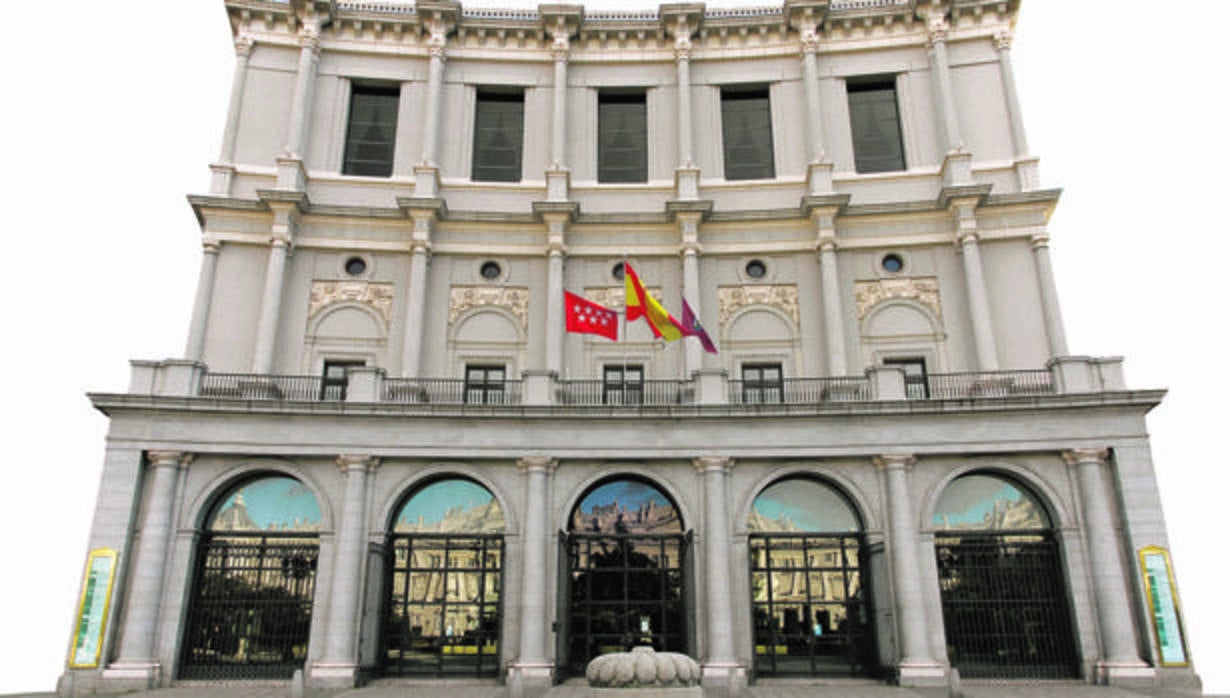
[728, 377, 871, 405]
[382, 378, 522, 405]
[199, 373, 324, 401]
[925, 370, 1055, 400]
[557, 380, 687, 406]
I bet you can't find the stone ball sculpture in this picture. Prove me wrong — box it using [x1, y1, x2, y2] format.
[585, 646, 702, 688]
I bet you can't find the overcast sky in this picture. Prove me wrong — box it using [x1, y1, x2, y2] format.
[2, 1, 1226, 694]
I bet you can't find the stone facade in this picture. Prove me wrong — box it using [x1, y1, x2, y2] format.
[62, 0, 1199, 694]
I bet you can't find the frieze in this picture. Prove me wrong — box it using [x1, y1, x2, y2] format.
[718, 285, 799, 327]
[449, 286, 530, 330]
[309, 280, 394, 324]
[855, 277, 942, 320]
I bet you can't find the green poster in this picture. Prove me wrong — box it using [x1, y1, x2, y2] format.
[1139, 546, 1188, 666]
[69, 549, 118, 668]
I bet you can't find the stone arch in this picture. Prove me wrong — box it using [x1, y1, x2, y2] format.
[559, 465, 694, 534]
[449, 306, 526, 345]
[922, 461, 1071, 533]
[377, 462, 519, 536]
[184, 458, 334, 533]
[859, 299, 947, 371]
[304, 301, 389, 373]
[737, 465, 879, 535]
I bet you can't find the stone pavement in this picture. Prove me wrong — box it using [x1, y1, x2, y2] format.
[2, 679, 1221, 698]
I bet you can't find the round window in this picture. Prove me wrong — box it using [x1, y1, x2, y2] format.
[344, 256, 367, 276]
[745, 259, 767, 279]
[881, 254, 904, 273]
[612, 262, 626, 281]
[480, 261, 503, 280]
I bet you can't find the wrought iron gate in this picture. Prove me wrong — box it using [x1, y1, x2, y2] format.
[179, 533, 319, 679]
[935, 532, 1078, 678]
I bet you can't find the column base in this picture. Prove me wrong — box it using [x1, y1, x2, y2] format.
[1095, 660, 1156, 688]
[507, 661, 555, 693]
[99, 662, 161, 691]
[546, 167, 571, 201]
[806, 161, 835, 195]
[307, 661, 360, 688]
[894, 661, 947, 687]
[941, 150, 973, 187]
[414, 164, 441, 198]
[1014, 156, 1040, 191]
[700, 661, 747, 695]
[209, 163, 235, 196]
[674, 166, 700, 201]
[275, 156, 306, 191]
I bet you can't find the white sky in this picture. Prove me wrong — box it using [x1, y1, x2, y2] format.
[1, 1, 1226, 694]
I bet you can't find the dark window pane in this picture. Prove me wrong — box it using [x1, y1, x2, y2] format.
[598, 93, 647, 183]
[343, 85, 399, 177]
[721, 88, 775, 180]
[847, 79, 905, 174]
[884, 357, 927, 399]
[472, 90, 524, 182]
[742, 362, 783, 404]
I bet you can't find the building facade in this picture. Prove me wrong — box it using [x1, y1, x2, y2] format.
[63, 0, 1200, 693]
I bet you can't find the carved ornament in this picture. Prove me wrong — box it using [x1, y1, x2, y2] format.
[309, 280, 395, 325]
[449, 286, 530, 330]
[855, 277, 941, 321]
[717, 285, 799, 327]
[585, 286, 662, 312]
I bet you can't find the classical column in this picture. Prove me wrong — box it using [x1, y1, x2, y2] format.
[953, 204, 999, 371]
[210, 34, 254, 196]
[1063, 449, 1149, 675]
[668, 14, 700, 200]
[109, 451, 188, 676]
[798, 25, 835, 194]
[994, 30, 1039, 190]
[1031, 232, 1069, 358]
[680, 214, 703, 375]
[277, 25, 321, 190]
[512, 456, 557, 685]
[414, 21, 449, 198]
[875, 455, 943, 681]
[184, 238, 220, 361]
[315, 455, 379, 684]
[400, 214, 432, 377]
[694, 457, 737, 674]
[251, 206, 295, 374]
[550, 29, 569, 172]
[925, 15, 961, 155]
[545, 217, 567, 374]
[813, 206, 847, 376]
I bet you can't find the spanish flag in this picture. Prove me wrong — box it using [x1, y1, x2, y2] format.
[624, 262, 684, 341]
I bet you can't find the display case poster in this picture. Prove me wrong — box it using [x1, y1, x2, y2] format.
[68, 549, 118, 668]
[1139, 546, 1189, 666]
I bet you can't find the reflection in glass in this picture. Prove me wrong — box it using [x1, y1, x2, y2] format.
[181, 475, 321, 679]
[385, 478, 504, 677]
[749, 478, 871, 677]
[933, 474, 1048, 531]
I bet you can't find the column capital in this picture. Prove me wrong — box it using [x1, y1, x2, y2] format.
[1062, 448, 1109, 468]
[799, 25, 820, 56]
[147, 450, 191, 469]
[518, 456, 558, 474]
[993, 29, 1013, 52]
[1030, 232, 1051, 250]
[919, 9, 949, 47]
[336, 454, 380, 473]
[202, 236, 222, 254]
[873, 454, 916, 471]
[298, 25, 321, 55]
[235, 33, 255, 58]
[693, 456, 734, 474]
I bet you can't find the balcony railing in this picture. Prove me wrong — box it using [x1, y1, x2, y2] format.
[186, 367, 1067, 407]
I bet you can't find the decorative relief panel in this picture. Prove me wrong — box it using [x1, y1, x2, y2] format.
[855, 277, 942, 321]
[309, 280, 394, 324]
[586, 286, 662, 311]
[718, 285, 800, 327]
[449, 286, 530, 330]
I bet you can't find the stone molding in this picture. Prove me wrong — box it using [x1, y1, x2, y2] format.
[717, 284, 799, 327]
[517, 456, 558, 474]
[1062, 447, 1109, 468]
[336, 454, 380, 473]
[309, 280, 395, 325]
[147, 451, 190, 469]
[692, 456, 734, 474]
[449, 285, 530, 330]
[873, 453, 917, 470]
[855, 276, 942, 321]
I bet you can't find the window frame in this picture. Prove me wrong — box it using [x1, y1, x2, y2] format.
[471, 88, 525, 183]
[341, 83, 400, 178]
[602, 364, 644, 405]
[321, 359, 365, 401]
[883, 357, 928, 399]
[464, 364, 507, 405]
[720, 85, 776, 181]
[846, 77, 906, 174]
[741, 362, 784, 404]
[597, 91, 648, 184]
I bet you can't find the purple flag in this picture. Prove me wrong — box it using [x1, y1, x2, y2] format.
[680, 297, 718, 354]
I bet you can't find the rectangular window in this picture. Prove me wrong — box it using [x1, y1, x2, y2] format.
[465, 364, 507, 405]
[884, 357, 929, 399]
[847, 78, 905, 174]
[721, 87, 775, 180]
[472, 89, 525, 182]
[741, 363, 783, 404]
[342, 84, 400, 177]
[598, 92, 648, 183]
[321, 360, 365, 401]
[603, 364, 644, 405]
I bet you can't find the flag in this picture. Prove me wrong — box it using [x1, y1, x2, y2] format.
[680, 297, 718, 354]
[564, 290, 619, 340]
[624, 262, 684, 341]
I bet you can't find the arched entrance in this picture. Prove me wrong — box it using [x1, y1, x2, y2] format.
[382, 477, 504, 677]
[748, 477, 874, 677]
[179, 475, 321, 679]
[558, 477, 693, 676]
[933, 472, 1078, 678]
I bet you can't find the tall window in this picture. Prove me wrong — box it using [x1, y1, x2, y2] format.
[465, 364, 506, 405]
[603, 364, 644, 405]
[598, 92, 647, 183]
[321, 360, 364, 401]
[741, 363, 783, 404]
[342, 84, 400, 177]
[884, 357, 928, 399]
[847, 78, 905, 174]
[721, 87, 775, 180]
[472, 90, 524, 182]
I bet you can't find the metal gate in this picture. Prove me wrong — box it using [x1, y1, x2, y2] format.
[935, 532, 1078, 678]
[179, 533, 319, 679]
[560, 532, 692, 676]
[382, 534, 503, 677]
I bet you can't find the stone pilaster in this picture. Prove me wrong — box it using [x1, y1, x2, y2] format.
[398, 207, 435, 378]
[1031, 232, 1069, 358]
[210, 34, 254, 195]
[693, 457, 744, 690]
[509, 456, 558, 689]
[804, 196, 850, 376]
[251, 200, 299, 374]
[415, 9, 455, 198]
[184, 237, 220, 362]
[952, 201, 999, 371]
[920, 7, 970, 185]
[277, 25, 321, 191]
[680, 213, 703, 375]
[663, 7, 702, 200]
[994, 30, 1040, 190]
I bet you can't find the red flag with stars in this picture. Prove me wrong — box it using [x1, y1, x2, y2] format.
[564, 290, 619, 341]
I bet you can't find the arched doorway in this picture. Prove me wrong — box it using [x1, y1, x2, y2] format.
[748, 477, 873, 677]
[559, 477, 693, 676]
[179, 475, 321, 679]
[383, 478, 504, 677]
[933, 472, 1078, 678]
